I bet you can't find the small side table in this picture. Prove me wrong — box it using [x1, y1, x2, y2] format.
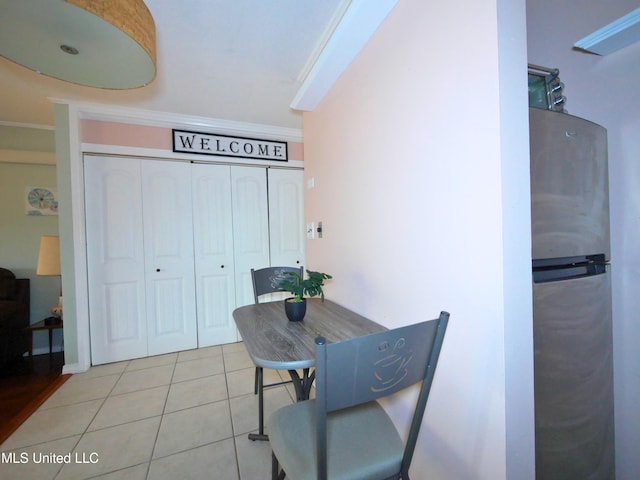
[25, 318, 64, 361]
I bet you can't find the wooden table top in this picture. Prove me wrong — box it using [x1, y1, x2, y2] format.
[233, 298, 386, 370]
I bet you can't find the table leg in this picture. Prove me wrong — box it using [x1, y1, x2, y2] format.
[248, 368, 316, 441]
[288, 368, 315, 401]
[248, 367, 269, 442]
[48, 329, 53, 357]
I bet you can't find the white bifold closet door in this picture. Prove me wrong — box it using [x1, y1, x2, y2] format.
[268, 168, 305, 268]
[142, 160, 197, 357]
[192, 163, 238, 347]
[86, 156, 198, 364]
[85, 156, 304, 363]
[230, 166, 271, 308]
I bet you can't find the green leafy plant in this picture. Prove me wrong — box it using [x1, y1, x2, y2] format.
[277, 269, 332, 302]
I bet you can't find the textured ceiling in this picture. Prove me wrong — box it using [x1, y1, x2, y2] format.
[0, 0, 348, 130]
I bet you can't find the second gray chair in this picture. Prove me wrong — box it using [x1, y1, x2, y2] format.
[268, 311, 450, 479]
[249, 265, 303, 441]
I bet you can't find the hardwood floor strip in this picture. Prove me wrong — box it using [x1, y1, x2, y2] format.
[0, 373, 72, 445]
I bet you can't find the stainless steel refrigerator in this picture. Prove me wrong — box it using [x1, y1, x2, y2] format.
[529, 107, 615, 479]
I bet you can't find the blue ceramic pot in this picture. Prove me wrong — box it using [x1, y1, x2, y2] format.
[284, 298, 306, 321]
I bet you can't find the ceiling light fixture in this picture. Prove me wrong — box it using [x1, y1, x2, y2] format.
[60, 45, 80, 56]
[574, 8, 640, 55]
[0, 0, 156, 89]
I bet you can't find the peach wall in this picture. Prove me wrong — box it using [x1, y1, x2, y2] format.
[80, 119, 304, 160]
[81, 120, 170, 150]
[303, 0, 532, 479]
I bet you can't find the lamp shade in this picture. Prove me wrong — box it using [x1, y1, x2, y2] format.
[37, 235, 61, 276]
[0, 0, 156, 88]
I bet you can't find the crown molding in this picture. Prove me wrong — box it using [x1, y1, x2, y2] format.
[48, 98, 304, 142]
[291, 0, 398, 111]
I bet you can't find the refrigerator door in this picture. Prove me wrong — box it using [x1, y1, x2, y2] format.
[529, 108, 610, 261]
[533, 270, 615, 480]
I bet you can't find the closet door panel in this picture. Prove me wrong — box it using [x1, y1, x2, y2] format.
[231, 166, 270, 307]
[268, 169, 305, 268]
[85, 155, 148, 365]
[141, 161, 198, 355]
[192, 164, 238, 346]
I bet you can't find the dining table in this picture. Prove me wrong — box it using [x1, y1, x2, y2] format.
[233, 297, 387, 441]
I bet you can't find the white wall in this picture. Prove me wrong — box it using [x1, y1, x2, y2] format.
[303, 0, 533, 478]
[526, 1, 640, 477]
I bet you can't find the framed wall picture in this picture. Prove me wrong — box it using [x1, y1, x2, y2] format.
[25, 186, 58, 216]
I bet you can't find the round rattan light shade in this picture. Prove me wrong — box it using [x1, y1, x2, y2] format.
[0, 0, 156, 89]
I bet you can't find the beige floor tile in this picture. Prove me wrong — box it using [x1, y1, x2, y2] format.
[1, 342, 303, 479]
[223, 349, 254, 372]
[225, 367, 257, 398]
[0, 435, 80, 480]
[177, 345, 222, 362]
[56, 416, 161, 480]
[152, 401, 233, 459]
[172, 356, 224, 383]
[264, 368, 292, 389]
[148, 439, 239, 480]
[39, 374, 120, 409]
[164, 374, 228, 413]
[1, 400, 103, 450]
[235, 433, 273, 480]
[221, 341, 247, 354]
[229, 387, 293, 436]
[66, 362, 128, 383]
[111, 364, 174, 395]
[89, 462, 149, 480]
[225, 366, 287, 399]
[125, 353, 178, 372]
[88, 385, 169, 431]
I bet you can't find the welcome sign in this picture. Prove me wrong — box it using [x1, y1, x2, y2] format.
[172, 129, 288, 161]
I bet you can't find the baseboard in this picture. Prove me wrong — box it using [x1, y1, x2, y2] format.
[62, 362, 90, 375]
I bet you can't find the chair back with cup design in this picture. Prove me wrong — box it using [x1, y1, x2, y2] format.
[268, 311, 450, 480]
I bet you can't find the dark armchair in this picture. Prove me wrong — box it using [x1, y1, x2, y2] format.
[0, 268, 30, 367]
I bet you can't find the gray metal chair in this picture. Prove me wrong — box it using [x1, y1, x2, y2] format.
[268, 311, 450, 480]
[251, 266, 304, 305]
[249, 265, 303, 441]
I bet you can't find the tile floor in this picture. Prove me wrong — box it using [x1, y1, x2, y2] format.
[0, 342, 299, 480]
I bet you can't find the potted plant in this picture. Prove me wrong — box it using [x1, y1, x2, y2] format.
[277, 269, 332, 321]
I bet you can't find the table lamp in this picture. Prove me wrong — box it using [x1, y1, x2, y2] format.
[37, 235, 62, 325]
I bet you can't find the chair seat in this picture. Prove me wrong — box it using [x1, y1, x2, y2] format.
[268, 399, 404, 480]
